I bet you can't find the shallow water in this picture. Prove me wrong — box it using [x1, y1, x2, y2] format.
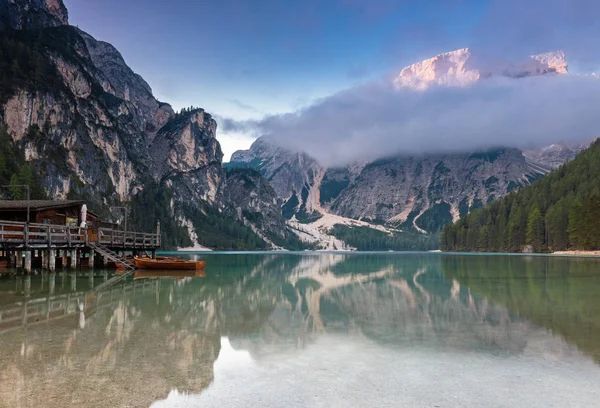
[1, 253, 599, 407]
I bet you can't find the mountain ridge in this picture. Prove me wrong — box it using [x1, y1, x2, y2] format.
[0, 0, 300, 249]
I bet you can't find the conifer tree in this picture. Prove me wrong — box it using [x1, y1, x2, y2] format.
[526, 207, 544, 251]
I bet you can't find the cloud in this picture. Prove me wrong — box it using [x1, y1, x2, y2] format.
[215, 116, 257, 134]
[471, 0, 600, 67]
[236, 74, 600, 166]
[218, 0, 600, 166]
[227, 99, 261, 114]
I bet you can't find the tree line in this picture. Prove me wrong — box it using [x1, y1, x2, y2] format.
[331, 224, 440, 251]
[441, 138, 600, 252]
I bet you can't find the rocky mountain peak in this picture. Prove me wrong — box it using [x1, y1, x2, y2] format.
[393, 48, 480, 90]
[530, 51, 568, 74]
[0, 0, 68, 30]
[394, 48, 568, 90]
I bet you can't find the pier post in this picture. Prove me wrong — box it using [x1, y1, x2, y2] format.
[24, 275, 31, 298]
[49, 249, 56, 272]
[70, 249, 78, 269]
[89, 249, 95, 269]
[151, 249, 156, 259]
[62, 250, 68, 268]
[49, 272, 55, 295]
[70, 272, 76, 291]
[16, 251, 23, 269]
[42, 250, 47, 269]
[24, 251, 32, 274]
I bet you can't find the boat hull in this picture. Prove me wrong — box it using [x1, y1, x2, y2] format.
[134, 270, 206, 279]
[134, 257, 206, 270]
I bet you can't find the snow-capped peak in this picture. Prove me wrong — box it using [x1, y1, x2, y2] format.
[393, 48, 568, 91]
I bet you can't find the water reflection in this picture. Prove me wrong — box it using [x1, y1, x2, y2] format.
[0, 253, 599, 407]
[443, 255, 600, 363]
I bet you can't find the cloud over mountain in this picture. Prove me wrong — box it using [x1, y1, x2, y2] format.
[223, 46, 599, 167]
[249, 74, 599, 165]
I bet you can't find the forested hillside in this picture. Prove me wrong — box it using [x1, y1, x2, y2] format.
[441, 138, 600, 252]
[331, 225, 439, 251]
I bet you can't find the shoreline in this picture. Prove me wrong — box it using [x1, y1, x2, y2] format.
[552, 250, 600, 257]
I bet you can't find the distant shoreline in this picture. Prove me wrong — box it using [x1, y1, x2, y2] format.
[552, 250, 600, 257]
[158, 249, 600, 257]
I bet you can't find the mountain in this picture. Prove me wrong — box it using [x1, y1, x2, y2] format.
[230, 136, 569, 234]
[0, 1, 583, 251]
[441, 138, 600, 252]
[0, 0, 297, 249]
[0, 0, 68, 30]
[393, 48, 568, 90]
[230, 48, 579, 245]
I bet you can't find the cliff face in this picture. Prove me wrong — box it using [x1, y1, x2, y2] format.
[230, 136, 323, 203]
[329, 149, 545, 231]
[0, 0, 293, 248]
[0, 0, 68, 30]
[223, 168, 300, 247]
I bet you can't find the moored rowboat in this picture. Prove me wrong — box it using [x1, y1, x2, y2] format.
[134, 269, 206, 280]
[134, 257, 206, 270]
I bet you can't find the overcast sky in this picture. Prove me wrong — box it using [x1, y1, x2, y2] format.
[64, 0, 600, 162]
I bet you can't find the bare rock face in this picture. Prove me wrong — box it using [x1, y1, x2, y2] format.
[230, 137, 325, 220]
[223, 168, 296, 244]
[77, 29, 165, 137]
[0, 0, 68, 30]
[394, 48, 481, 90]
[152, 109, 224, 206]
[330, 149, 547, 231]
[523, 143, 583, 169]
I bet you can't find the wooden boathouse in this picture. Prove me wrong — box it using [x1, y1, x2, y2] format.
[0, 200, 160, 273]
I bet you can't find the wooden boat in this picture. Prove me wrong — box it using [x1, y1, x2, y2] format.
[134, 256, 206, 270]
[134, 269, 206, 280]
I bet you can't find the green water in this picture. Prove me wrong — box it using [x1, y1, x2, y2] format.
[0, 252, 599, 407]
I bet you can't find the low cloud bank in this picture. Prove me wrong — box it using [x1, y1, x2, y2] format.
[226, 75, 600, 166]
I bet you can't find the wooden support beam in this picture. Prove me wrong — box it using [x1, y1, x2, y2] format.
[49, 249, 56, 272]
[70, 249, 78, 269]
[15, 251, 22, 269]
[24, 251, 32, 274]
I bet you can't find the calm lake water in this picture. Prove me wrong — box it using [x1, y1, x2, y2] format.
[1, 252, 600, 407]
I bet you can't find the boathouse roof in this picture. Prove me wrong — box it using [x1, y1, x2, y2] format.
[0, 200, 85, 211]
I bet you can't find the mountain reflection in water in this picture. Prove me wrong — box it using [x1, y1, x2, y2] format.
[0, 253, 599, 408]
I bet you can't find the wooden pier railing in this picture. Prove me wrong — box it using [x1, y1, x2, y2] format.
[0, 221, 160, 249]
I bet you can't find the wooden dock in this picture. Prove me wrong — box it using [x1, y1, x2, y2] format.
[0, 220, 160, 273]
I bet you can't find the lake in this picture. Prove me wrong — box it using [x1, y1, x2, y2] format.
[0, 252, 599, 407]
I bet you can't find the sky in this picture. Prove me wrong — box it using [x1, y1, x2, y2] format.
[64, 0, 600, 163]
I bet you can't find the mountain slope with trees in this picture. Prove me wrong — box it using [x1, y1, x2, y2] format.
[0, 0, 302, 250]
[441, 138, 600, 252]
